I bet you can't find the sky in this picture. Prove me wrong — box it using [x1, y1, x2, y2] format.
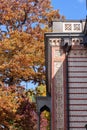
[52, 0, 87, 20]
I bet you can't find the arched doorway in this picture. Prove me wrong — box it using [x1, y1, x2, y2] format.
[40, 105, 51, 130]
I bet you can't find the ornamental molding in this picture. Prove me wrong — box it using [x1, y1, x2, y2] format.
[48, 37, 84, 47]
[63, 22, 82, 32]
[54, 61, 64, 129]
[72, 38, 83, 45]
[48, 38, 61, 46]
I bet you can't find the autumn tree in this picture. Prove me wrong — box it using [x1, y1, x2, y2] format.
[0, 2, 61, 128]
[0, 85, 37, 130]
[0, 84, 50, 129]
[0, 0, 60, 85]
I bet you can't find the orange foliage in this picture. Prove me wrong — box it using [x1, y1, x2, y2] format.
[0, 86, 37, 130]
[35, 85, 46, 96]
[0, 0, 60, 85]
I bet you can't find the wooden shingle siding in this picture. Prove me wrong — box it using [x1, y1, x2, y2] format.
[68, 48, 87, 130]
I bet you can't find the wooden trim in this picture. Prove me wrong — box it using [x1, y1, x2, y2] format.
[69, 104, 87, 106]
[69, 98, 87, 100]
[68, 61, 87, 62]
[68, 76, 87, 79]
[51, 47, 55, 130]
[69, 87, 87, 89]
[68, 57, 87, 58]
[69, 126, 85, 129]
[68, 82, 87, 83]
[70, 115, 87, 117]
[69, 93, 87, 94]
[68, 66, 87, 67]
[70, 121, 87, 123]
[68, 71, 87, 73]
[63, 54, 68, 130]
[69, 110, 87, 111]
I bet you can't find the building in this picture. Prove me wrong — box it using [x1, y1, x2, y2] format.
[37, 19, 87, 130]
